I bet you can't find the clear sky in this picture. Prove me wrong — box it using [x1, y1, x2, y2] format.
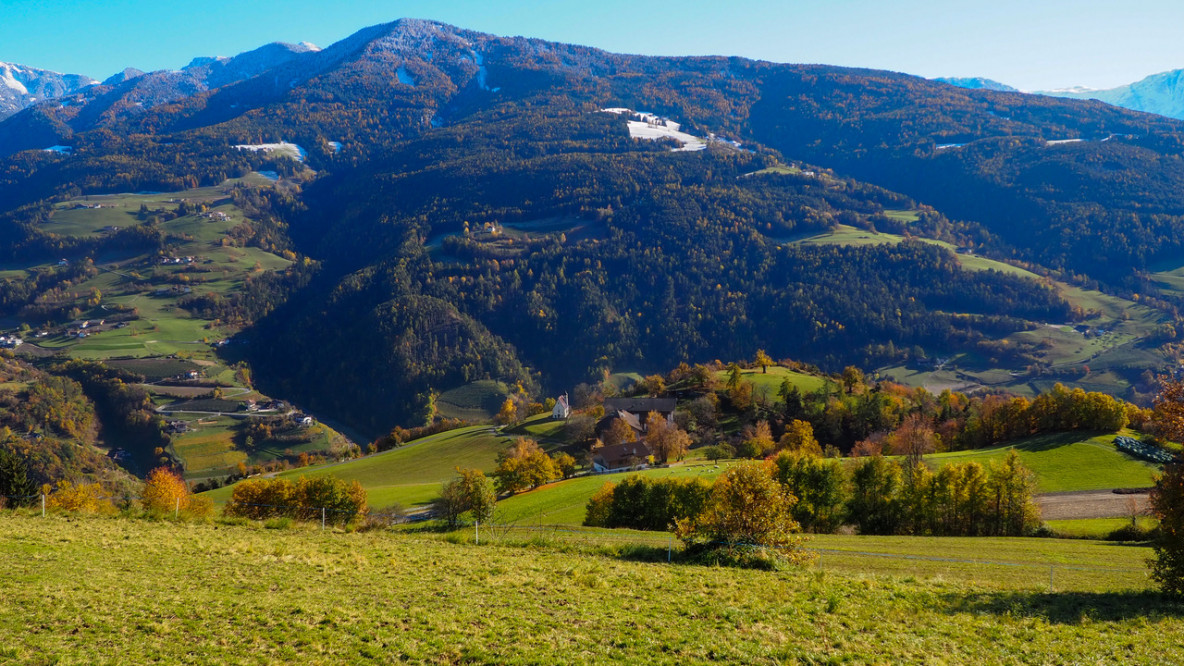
[2, 0, 1183, 90]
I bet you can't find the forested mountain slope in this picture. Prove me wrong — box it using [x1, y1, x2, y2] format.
[2, 19, 1183, 435]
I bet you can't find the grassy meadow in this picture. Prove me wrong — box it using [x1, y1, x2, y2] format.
[203, 426, 514, 509]
[926, 431, 1159, 493]
[1, 514, 1181, 664]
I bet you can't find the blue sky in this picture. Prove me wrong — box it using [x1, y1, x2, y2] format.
[2, 0, 1183, 90]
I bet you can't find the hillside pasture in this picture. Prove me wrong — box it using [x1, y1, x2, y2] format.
[714, 365, 828, 398]
[0, 515, 1179, 664]
[435, 380, 511, 421]
[927, 431, 1158, 493]
[203, 426, 514, 509]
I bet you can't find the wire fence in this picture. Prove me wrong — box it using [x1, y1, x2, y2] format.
[0, 492, 1153, 592]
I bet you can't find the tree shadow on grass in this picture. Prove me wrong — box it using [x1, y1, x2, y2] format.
[946, 590, 1184, 624]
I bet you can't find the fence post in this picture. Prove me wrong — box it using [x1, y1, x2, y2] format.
[321, 507, 326, 531]
[475, 520, 480, 545]
[41, 494, 45, 518]
[668, 536, 672, 563]
[1049, 566, 1054, 592]
[175, 496, 180, 520]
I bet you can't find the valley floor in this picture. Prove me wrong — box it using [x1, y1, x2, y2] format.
[1, 515, 1181, 664]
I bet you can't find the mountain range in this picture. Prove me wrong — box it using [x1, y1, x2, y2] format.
[4, 18, 1184, 436]
[938, 70, 1184, 121]
[0, 62, 96, 120]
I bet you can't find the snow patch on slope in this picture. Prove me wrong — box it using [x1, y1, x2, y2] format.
[233, 141, 307, 162]
[396, 65, 416, 87]
[602, 108, 708, 152]
[1, 65, 28, 95]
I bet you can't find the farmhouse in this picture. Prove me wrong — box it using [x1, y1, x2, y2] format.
[603, 397, 676, 424]
[592, 441, 653, 473]
[593, 397, 678, 465]
[596, 397, 677, 437]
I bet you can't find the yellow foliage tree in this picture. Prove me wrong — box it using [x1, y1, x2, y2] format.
[142, 467, 191, 515]
[45, 481, 110, 514]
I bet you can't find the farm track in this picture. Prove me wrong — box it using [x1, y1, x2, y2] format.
[1036, 489, 1151, 520]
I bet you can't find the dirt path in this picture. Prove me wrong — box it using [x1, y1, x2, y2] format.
[1036, 490, 1150, 520]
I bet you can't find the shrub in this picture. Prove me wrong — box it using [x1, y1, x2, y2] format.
[675, 462, 812, 565]
[44, 481, 112, 514]
[224, 474, 367, 525]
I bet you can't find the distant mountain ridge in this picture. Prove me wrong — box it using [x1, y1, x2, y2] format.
[0, 62, 96, 120]
[939, 70, 1184, 121]
[1039, 69, 1184, 121]
[934, 77, 1018, 93]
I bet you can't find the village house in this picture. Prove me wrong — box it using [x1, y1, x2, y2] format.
[590, 397, 678, 472]
[592, 441, 653, 473]
[602, 397, 676, 426]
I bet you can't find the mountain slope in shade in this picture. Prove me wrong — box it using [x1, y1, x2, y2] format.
[1038, 69, 1184, 120]
[934, 76, 1019, 93]
[0, 62, 97, 120]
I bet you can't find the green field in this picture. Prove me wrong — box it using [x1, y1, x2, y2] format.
[1045, 517, 1159, 539]
[927, 431, 1159, 493]
[1, 514, 1180, 663]
[491, 431, 1159, 527]
[714, 365, 828, 398]
[204, 426, 514, 509]
[435, 380, 511, 421]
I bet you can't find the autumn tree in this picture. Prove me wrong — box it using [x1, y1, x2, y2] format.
[492, 438, 560, 494]
[726, 363, 742, 390]
[1151, 461, 1184, 595]
[675, 462, 811, 564]
[436, 468, 497, 528]
[737, 420, 774, 458]
[494, 398, 519, 425]
[890, 413, 938, 478]
[754, 349, 773, 374]
[777, 419, 821, 455]
[644, 411, 690, 463]
[600, 417, 637, 447]
[584, 481, 616, 527]
[986, 450, 1041, 536]
[841, 366, 865, 394]
[1152, 377, 1184, 442]
[142, 466, 192, 515]
[552, 452, 578, 479]
[44, 481, 110, 514]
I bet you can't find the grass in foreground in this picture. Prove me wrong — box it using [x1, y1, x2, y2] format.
[1, 514, 1181, 664]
